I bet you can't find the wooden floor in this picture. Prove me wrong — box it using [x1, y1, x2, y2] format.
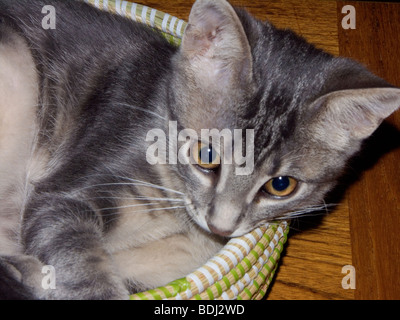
[135, 0, 400, 299]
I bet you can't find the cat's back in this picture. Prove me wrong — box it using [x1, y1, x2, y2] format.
[0, 0, 176, 255]
[0, 0, 176, 185]
[0, 0, 175, 66]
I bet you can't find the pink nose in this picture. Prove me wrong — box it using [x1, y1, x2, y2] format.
[207, 222, 233, 237]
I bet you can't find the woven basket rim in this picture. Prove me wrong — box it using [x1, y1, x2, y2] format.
[130, 221, 288, 300]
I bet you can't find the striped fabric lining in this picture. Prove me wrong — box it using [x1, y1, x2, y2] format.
[130, 222, 288, 300]
[84, 0, 187, 44]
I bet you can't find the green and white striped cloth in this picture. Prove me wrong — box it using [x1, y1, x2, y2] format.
[82, 0, 289, 300]
[130, 222, 288, 300]
[84, 0, 187, 44]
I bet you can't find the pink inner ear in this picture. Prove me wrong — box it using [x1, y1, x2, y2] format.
[183, 26, 211, 57]
[180, 0, 253, 95]
[183, 7, 228, 58]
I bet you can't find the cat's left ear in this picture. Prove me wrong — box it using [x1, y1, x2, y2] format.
[310, 87, 400, 150]
[180, 0, 253, 90]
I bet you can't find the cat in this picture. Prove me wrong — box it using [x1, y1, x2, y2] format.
[0, 0, 399, 299]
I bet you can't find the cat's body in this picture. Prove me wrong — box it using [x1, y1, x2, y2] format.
[0, 0, 399, 299]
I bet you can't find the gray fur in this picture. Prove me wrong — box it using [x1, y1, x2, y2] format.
[0, 0, 399, 299]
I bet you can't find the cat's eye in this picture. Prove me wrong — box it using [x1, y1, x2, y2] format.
[192, 142, 220, 170]
[264, 176, 298, 198]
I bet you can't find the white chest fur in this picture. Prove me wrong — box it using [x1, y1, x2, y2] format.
[104, 197, 225, 290]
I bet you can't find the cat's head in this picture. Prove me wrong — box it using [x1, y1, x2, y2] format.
[167, 0, 400, 237]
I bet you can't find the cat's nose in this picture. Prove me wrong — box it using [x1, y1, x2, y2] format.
[207, 222, 233, 237]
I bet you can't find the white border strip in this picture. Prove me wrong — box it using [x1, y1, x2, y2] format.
[224, 244, 244, 261]
[150, 9, 157, 27]
[212, 256, 230, 274]
[205, 261, 223, 280]
[220, 250, 238, 266]
[161, 13, 170, 33]
[197, 267, 214, 286]
[176, 19, 185, 37]
[229, 238, 251, 255]
[187, 274, 204, 293]
[130, 3, 137, 21]
[169, 16, 177, 36]
[141, 5, 148, 23]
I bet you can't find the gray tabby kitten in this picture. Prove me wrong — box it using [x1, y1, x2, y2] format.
[0, 0, 399, 299]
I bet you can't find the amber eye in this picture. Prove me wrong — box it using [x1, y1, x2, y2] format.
[192, 142, 220, 170]
[264, 176, 298, 197]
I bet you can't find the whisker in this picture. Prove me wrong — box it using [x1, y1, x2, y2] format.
[69, 173, 185, 197]
[113, 102, 167, 121]
[100, 205, 186, 216]
[82, 195, 185, 203]
[72, 182, 184, 196]
[275, 211, 328, 221]
[278, 203, 338, 220]
[112, 176, 185, 196]
[97, 202, 167, 212]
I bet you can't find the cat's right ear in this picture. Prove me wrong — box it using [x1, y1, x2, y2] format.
[180, 0, 253, 92]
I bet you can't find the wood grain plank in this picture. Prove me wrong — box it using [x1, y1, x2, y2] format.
[337, 1, 400, 300]
[267, 202, 354, 300]
[230, 0, 339, 55]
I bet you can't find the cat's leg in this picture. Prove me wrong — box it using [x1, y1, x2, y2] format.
[13, 193, 129, 300]
[0, 255, 43, 300]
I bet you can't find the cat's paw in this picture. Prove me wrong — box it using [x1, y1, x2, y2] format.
[39, 266, 130, 300]
[0, 255, 129, 300]
[0, 255, 43, 299]
[45, 271, 130, 300]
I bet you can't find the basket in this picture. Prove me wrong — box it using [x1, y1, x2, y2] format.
[130, 222, 288, 300]
[83, 0, 289, 300]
